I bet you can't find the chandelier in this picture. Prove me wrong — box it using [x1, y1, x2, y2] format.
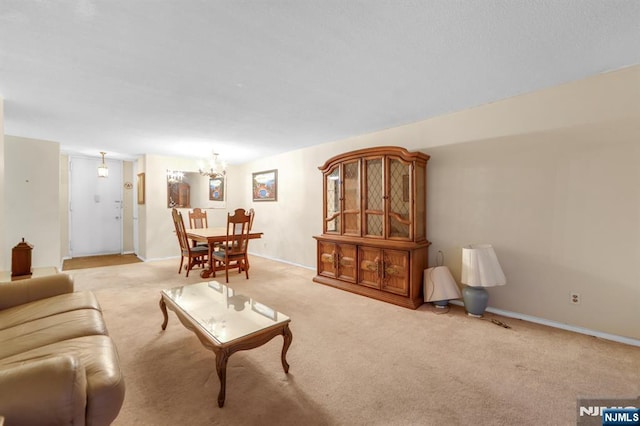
[166, 170, 184, 183]
[97, 152, 109, 178]
[199, 151, 227, 178]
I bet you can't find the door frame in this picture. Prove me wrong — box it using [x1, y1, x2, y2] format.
[68, 155, 124, 257]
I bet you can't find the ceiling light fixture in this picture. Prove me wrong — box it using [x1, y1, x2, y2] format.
[166, 170, 184, 183]
[199, 150, 227, 178]
[98, 152, 109, 178]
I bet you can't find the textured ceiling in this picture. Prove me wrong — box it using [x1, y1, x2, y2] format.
[1, 1, 639, 163]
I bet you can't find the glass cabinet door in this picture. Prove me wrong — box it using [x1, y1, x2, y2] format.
[363, 157, 384, 237]
[342, 160, 360, 235]
[387, 157, 412, 239]
[324, 166, 340, 233]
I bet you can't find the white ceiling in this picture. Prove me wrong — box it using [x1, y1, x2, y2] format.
[1, 1, 639, 164]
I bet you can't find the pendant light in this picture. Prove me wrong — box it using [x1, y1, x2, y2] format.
[98, 152, 109, 178]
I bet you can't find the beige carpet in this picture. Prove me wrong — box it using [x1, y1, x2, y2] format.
[67, 257, 640, 426]
[62, 254, 142, 271]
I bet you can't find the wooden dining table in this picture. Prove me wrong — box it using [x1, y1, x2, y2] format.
[186, 227, 263, 279]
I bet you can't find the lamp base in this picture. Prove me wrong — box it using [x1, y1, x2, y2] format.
[462, 286, 489, 317]
[432, 300, 450, 309]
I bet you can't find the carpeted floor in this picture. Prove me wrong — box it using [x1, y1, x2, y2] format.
[62, 253, 142, 271]
[67, 256, 640, 426]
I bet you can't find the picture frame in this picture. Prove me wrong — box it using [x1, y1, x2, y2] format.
[252, 169, 278, 202]
[209, 176, 225, 201]
[137, 173, 145, 204]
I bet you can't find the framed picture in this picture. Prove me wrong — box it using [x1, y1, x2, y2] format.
[209, 177, 225, 201]
[137, 173, 145, 204]
[252, 169, 277, 202]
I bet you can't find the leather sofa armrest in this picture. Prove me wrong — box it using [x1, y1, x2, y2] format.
[0, 274, 74, 311]
[0, 355, 87, 425]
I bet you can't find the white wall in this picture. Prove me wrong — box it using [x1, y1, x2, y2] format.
[122, 161, 134, 253]
[427, 122, 639, 340]
[4, 136, 61, 268]
[0, 97, 5, 270]
[235, 149, 324, 267]
[59, 154, 69, 260]
[236, 66, 640, 340]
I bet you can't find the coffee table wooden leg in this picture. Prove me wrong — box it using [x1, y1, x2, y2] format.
[215, 350, 230, 407]
[159, 297, 169, 330]
[281, 324, 293, 374]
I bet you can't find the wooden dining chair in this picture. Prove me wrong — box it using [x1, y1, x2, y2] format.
[171, 208, 209, 277]
[248, 208, 255, 230]
[188, 208, 209, 247]
[188, 208, 208, 229]
[211, 208, 251, 283]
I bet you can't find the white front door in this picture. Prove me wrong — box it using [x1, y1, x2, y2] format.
[69, 156, 123, 257]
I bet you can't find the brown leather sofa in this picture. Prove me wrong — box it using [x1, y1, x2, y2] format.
[0, 273, 125, 425]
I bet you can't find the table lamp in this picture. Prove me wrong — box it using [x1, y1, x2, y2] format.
[424, 266, 461, 308]
[461, 244, 506, 317]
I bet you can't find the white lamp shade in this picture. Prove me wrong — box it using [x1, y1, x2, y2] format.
[424, 266, 461, 302]
[97, 164, 109, 178]
[461, 244, 506, 287]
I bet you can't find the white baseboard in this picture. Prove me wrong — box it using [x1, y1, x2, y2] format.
[248, 252, 315, 271]
[449, 300, 640, 347]
[143, 255, 177, 262]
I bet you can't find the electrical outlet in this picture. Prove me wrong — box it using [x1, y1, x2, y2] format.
[570, 293, 580, 305]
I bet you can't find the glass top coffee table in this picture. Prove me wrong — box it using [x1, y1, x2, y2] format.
[159, 281, 293, 407]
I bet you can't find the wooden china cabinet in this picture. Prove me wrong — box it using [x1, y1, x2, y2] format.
[313, 146, 430, 309]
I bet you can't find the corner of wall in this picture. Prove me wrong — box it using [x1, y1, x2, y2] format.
[0, 96, 5, 270]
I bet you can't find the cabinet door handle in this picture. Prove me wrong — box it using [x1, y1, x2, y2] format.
[374, 257, 384, 278]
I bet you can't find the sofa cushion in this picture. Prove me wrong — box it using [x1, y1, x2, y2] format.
[0, 291, 101, 331]
[0, 274, 74, 310]
[0, 309, 108, 359]
[0, 335, 125, 426]
[0, 354, 87, 426]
